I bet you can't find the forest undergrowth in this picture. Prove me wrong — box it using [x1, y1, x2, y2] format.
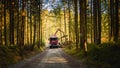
[64, 42, 120, 68]
[0, 45, 43, 68]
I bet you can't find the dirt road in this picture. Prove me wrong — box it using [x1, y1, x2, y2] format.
[9, 48, 87, 68]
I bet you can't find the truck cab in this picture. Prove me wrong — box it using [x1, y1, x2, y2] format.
[49, 36, 59, 48]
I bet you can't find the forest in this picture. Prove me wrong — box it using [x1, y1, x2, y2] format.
[0, 0, 120, 68]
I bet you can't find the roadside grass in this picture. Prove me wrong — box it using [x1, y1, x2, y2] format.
[0, 45, 44, 68]
[64, 42, 120, 68]
[23, 45, 44, 59]
[63, 46, 85, 59]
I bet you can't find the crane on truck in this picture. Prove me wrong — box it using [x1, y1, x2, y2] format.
[48, 29, 67, 48]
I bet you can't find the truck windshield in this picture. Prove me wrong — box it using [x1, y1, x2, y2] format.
[50, 38, 58, 40]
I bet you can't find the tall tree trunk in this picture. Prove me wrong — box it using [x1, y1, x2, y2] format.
[38, 1, 40, 48]
[4, 0, 7, 45]
[113, 0, 119, 42]
[68, 0, 72, 48]
[40, 0, 43, 47]
[74, 0, 79, 50]
[40, 17, 43, 46]
[26, 1, 29, 45]
[9, 0, 15, 45]
[90, 0, 93, 43]
[109, 0, 119, 42]
[79, 0, 87, 56]
[0, 1, 2, 45]
[84, 0, 87, 54]
[109, 0, 114, 41]
[21, 0, 25, 46]
[30, 16, 33, 50]
[17, 0, 20, 46]
[64, 1, 67, 36]
[93, 0, 101, 45]
[93, 0, 97, 44]
[97, 0, 101, 44]
[37, 0, 42, 48]
[29, 0, 33, 50]
[32, 16, 37, 50]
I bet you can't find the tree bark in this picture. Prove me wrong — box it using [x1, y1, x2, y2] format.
[74, 0, 79, 49]
[4, 0, 7, 45]
[93, 0, 97, 44]
[0, 1, 2, 45]
[113, 0, 119, 42]
[109, 0, 114, 41]
[9, 0, 15, 45]
[93, 0, 101, 45]
[17, 0, 20, 46]
[97, 0, 101, 44]
[79, 0, 87, 56]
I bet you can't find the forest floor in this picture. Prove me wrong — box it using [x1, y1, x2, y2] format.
[9, 48, 87, 68]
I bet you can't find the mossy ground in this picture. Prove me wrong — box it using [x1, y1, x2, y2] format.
[64, 42, 120, 68]
[0, 45, 44, 68]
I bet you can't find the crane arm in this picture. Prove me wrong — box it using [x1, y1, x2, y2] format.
[54, 29, 64, 36]
[54, 29, 67, 39]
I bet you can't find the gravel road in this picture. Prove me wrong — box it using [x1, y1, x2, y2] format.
[9, 48, 87, 68]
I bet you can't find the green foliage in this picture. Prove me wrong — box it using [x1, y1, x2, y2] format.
[40, 40, 45, 47]
[64, 43, 120, 68]
[0, 44, 44, 68]
[0, 46, 21, 68]
[87, 43, 120, 68]
[24, 44, 31, 50]
[64, 45, 85, 59]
